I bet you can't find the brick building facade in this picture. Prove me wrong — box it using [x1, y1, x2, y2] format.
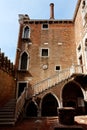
[0, 0, 87, 124]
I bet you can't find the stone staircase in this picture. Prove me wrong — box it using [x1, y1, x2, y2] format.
[33, 65, 83, 97]
[0, 87, 27, 125]
[0, 98, 16, 125]
[0, 65, 84, 125]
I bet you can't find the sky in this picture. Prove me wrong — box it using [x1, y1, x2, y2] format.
[0, 0, 78, 63]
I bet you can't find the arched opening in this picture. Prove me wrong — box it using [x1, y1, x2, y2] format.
[85, 38, 87, 68]
[41, 93, 59, 117]
[23, 26, 30, 39]
[26, 100, 38, 117]
[67, 101, 76, 108]
[20, 52, 28, 70]
[62, 81, 85, 115]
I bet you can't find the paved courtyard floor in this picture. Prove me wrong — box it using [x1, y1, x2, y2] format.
[0, 116, 87, 130]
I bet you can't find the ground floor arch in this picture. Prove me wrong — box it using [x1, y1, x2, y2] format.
[25, 100, 38, 117]
[41, 93, 59, 117]
[62, 80, 85, 115]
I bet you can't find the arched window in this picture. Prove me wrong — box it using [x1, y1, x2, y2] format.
[22, 26, 30, 39]
[85, 39, 87, 68]
[20, 52, 28, 70]
[82, 0, 86, 9]
[85, 38, 87, 51]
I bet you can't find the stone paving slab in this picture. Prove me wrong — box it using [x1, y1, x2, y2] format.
[0, 116, 86, 130]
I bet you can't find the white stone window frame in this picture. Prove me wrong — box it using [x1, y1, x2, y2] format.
[83, 35, 87, 69]
[55, 65, 61, 72]
[40, 48, 49, 58]
[82, 0, 86, 9]
[81, 0, 87, 26]
[22, 25, 31, 39]
[76, 42, 82, 65]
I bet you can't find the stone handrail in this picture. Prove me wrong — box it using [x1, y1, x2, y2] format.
[15, 89, 26, 120]
[33, 65, 84, 96]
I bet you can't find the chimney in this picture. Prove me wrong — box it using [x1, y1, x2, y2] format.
[50, 3, 54, 19]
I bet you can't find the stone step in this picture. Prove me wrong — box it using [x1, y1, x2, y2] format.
[0, 99, 16, 125]
[4, 102, 16, 107]
[0, 118, 16, 125]
[5, 102, 16, 107]
[46, 117, 58, 124]
[0, 111, 14, 115]
[5, 99, 16, 105]
[0, 118, 15, 121]
[0, 121, 15, 125]
[0, 114, 14, 118]
[0, 108, 15, 111]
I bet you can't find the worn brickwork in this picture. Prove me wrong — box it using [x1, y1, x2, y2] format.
[1, 0, 87, 109]
[0, 69, 15, 107]
[14, 1, 87, 100]
[74, 0, 87, 72]
[0, 51, 16, 107]
[15, 22, 77, 86]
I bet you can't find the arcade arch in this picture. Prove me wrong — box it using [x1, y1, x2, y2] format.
[41, 93, 59, 117]
[25, 100, 38, 117]
[61, 80, 85, 115]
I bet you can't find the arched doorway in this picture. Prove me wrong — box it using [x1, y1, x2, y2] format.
[62, 80, 85, 115]
[25, 100, 38, 117]
[41, 93, 59, 117]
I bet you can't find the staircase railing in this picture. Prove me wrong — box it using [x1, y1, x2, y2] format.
[14, 65, 84, 121]
[15, 88, 26, 120]
[33, 65, 84, 96]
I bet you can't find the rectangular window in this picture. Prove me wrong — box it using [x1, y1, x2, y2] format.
[42, 23, 48, 29]
[41, 48, 49, 57]
[55, 65, 61, 71]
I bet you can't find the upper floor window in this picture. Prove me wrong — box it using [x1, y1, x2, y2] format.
[82, 0, 86, 9]
[41, 48, 49, 57]
[55, 65, 61, 71]
[85, 38, 87, 68]
[78, 44, 81, 52]
[85, 38, 87, 51]
[22, 26, 30, 39]
[19, 52, 29, 70]
[42, 23, 48, 30]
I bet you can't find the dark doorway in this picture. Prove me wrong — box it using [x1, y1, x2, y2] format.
[26, 101, 38, 117]
[62, 81, 85, 115]
[79, 55, 83, 73]
[18, 82, 27, 97]
[67, 101, 76, 108]
[20, 52, 28, 70]
[41, 93, 59, 116]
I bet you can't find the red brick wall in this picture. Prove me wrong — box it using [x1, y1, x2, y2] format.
[0, 69, 16, 107]
[74, 1, 83, 46]
[15, 22, 77, 85]
[74, 0, 87, 72]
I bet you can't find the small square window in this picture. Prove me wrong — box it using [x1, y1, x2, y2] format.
[55, 66, 60, 71]
[41, 49, 48, 57]
[42, 24, 48, 29]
